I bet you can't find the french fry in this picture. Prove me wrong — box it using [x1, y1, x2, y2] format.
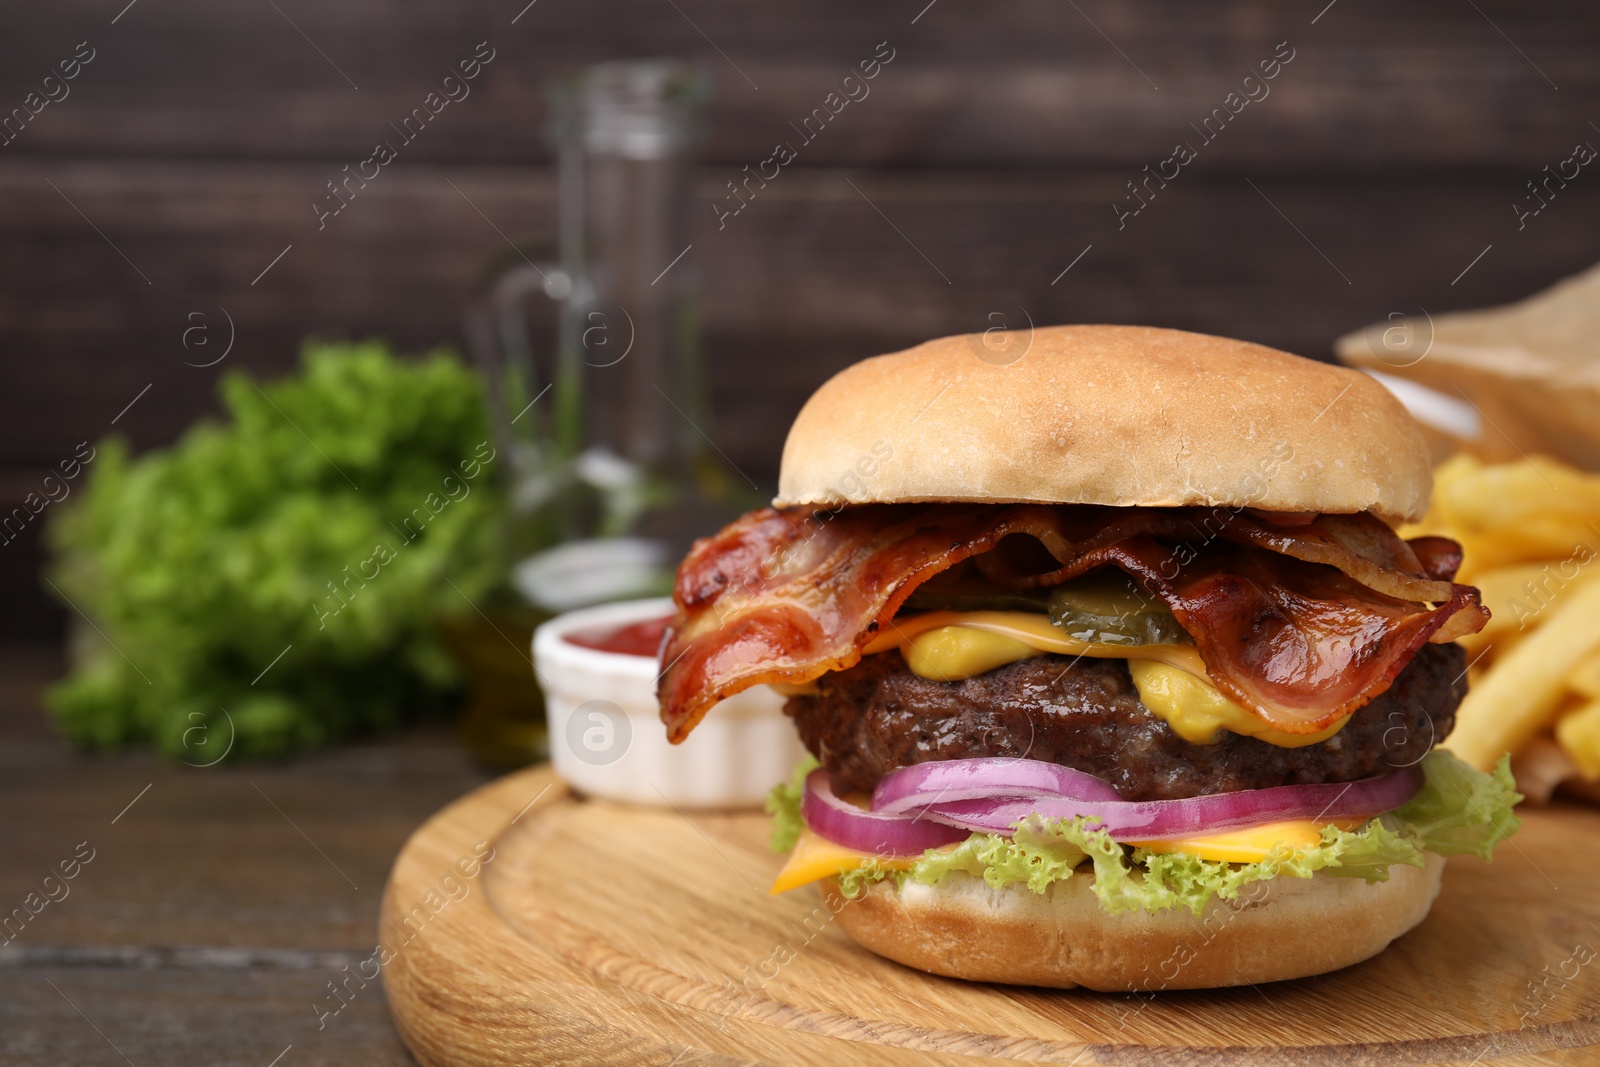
[1473, 627, 1525, 678]
[1438, 455, 1600, 531]
[1399, 453, 1480, 541]
[1399, 455, 1475, 540]
[1445, 579, 1600, 772]
[1554, 699, 1600, 780]
[1473, 517, 1600, 569]
[1403, 455, 1600, 799]
[1460, 562, 1552, 652]
[1412, 457, 1600, 579]
[1461, 560, 1600, 654]
[1568, 651, 1600, 700]
[1509, 735, 1581, 803]
[1444, 521, 1600, 580]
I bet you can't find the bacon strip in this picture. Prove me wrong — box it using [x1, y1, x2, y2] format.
[1043, 537, 1482, 729]
[658, 505, 1487, 743]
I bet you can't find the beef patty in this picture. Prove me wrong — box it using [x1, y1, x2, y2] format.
[786, 642, 1464, 801]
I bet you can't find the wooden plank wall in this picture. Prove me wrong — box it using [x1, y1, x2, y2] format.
[3, 0, 1599, 639]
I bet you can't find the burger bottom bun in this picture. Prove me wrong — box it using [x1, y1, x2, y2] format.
[825, 855, 1444, 991]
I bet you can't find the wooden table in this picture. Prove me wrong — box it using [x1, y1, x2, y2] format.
[9, 639, 1599, 1065]
[0, 646, 491, 1066]
[384, 767, 1600, 1066]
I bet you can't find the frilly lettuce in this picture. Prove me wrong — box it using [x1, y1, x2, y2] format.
[772, 749, 1522, 916]
[1391, 749, 1522, 860]
[765, 755, 817, 853]
[45, 340, 505, 760]
[909, 817, 1089, 895]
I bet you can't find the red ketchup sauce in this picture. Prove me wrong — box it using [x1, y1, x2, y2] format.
[563, 614, 671, 658]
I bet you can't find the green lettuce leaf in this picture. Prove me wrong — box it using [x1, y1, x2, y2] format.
[765, 755, 818, 853]
[1391, 750, 1523, 860]
[1307, 817, 1426, 880]
[774, 748, 1522, 915]
[910, 817, 1089, 895]
[903, 812, 1426, 917]
[837, 860, 895, 899]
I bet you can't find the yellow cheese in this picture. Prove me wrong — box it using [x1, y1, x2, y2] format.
[1128, 818, 1365, 864]
[899, 626, 1042, 681]
[866, 610, 1209, 677]
[864, 610, 1349, 748]
[769, 827, 917, 895]
[1127, 659, 1349, 748]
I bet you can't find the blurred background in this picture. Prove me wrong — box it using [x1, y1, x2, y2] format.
[6, 0, 1599, 648]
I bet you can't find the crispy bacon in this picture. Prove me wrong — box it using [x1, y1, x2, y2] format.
[658, 505, 1488, 743]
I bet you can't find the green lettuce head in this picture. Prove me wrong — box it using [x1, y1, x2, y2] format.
[45, 340, 506, 761]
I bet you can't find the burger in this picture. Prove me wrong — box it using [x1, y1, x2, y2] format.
[657, 325, 1521, 991]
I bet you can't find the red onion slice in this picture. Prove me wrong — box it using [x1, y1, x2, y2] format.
[916, 766, 1424, 841]
[800, 770, 967, 857]
[872, 757, 1124, 813]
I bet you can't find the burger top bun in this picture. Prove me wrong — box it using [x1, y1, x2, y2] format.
[826, 854, 1444, 991]
[775, 324, 1433, 526]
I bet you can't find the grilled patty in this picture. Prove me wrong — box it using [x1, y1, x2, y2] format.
[786, 642, 1464, 801]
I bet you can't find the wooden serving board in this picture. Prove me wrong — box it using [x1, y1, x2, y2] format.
[382, 766, 1600, 1066]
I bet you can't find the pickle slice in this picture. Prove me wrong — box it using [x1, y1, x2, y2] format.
[898, 562, 1191, 647]
[899, 566, 1051, 614]
[1047, 568, 1192, 646]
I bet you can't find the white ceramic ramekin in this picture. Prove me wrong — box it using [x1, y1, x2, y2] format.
[533, 597, 808, 809]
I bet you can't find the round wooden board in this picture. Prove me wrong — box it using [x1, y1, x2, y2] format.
[381, 766, 1600, 1066]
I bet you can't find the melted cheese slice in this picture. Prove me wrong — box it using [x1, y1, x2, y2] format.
[1127, 660, 1348, 747]
[1126, 818, 1366, 863]
[770, 818, 1369, 893]
[864, 610, 1208, 677]
[770, 827, 919, 895]
[865, 611, 1351, 747]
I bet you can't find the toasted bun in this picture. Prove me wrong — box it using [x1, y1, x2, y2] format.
[825, 854, 1443, 991]
[776, 325, 1433, 525]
